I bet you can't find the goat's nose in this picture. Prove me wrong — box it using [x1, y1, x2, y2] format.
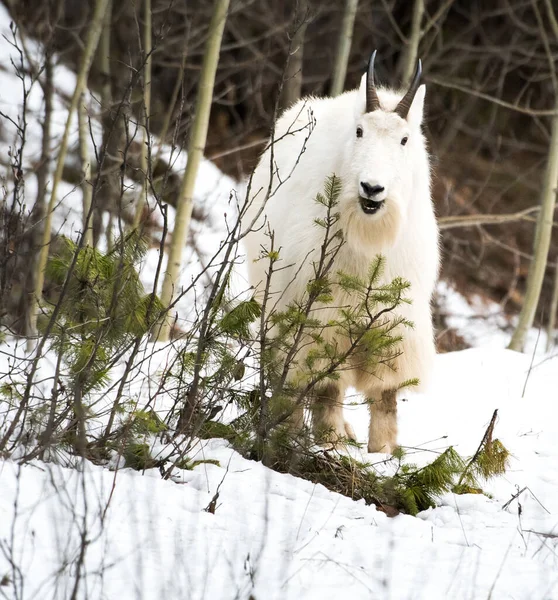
[360, 182, 385, 197]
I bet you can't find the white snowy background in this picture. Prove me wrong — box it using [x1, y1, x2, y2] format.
[1, 5, 558, 599]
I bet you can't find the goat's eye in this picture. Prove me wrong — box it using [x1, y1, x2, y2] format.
[401, 136, 409, 146]
[356, 127, 363, 138]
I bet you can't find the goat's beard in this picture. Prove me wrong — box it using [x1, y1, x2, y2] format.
[341, 196, 404, 255]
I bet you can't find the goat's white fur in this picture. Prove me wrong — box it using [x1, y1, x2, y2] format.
[242, 73, 439, 454]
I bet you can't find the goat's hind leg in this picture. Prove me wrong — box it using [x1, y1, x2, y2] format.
[312, 383, 356, 444]
[368, 389, 398, 454]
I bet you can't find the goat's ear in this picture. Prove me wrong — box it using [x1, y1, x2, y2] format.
[355, 73, 367, 116]
[407, 84, 426, 127]
[358, 73, 367, 93]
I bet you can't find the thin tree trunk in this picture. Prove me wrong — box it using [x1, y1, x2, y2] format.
[401, 0, 424, 87]
[25, 52, 53, 351]
[544, 0, 558, 41]
[508, 102, 558, 351]
[133, 0, 152, 229]
[279, 0, 308, 110]
[35, 54, 53, 232]
[28, 0, 110, 343]
[330, 0, 358, 97]
[99, 0, 115, 250]
[546, 263, 558, 352]
[156, 0, 230, 342]
[78, 94, 93, 247]
[153, 44, 187, 172]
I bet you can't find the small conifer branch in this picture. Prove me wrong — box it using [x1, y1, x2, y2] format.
[456, 409, 499, 488]
[276, 175, 344, 390]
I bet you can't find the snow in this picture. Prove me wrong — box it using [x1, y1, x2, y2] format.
[437, 280, 551, 356]
[2, 347, 558, 599]
[2, 5, 558, 599]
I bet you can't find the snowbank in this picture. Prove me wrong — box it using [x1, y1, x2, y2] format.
[1, 348, 558, 599]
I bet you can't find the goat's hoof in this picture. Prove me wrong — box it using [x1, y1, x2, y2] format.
[343, 420, 357, 442]
[367, 440, 396, 454]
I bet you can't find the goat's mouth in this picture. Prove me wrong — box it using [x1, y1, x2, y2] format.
[359, 197, 385, 215]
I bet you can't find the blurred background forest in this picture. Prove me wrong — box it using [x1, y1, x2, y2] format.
[1, 0, 557, 351]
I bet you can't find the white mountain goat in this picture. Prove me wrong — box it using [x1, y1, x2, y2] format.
[242, 52, 439, 453]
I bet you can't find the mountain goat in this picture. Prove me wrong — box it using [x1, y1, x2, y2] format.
[242, 52, 439, 453]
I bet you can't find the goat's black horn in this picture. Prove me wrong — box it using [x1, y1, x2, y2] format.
[366, 50, 381, 113]
[394, 59, 422, 119]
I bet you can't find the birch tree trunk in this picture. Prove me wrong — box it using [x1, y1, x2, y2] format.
[28, 0, 110, 345]
[508, 103, 558, 351]
[133, 0, 152, 229]
[279, 0, 308, 110]
[401, 0, 424, 88]
[156, 0, 230, 342]
[546, 264, 558, 352]
[330, 0, 358, 97]
[25, 52, 53, 351]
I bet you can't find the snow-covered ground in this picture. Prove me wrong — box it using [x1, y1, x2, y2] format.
[2, 4, 558, 599]
[2, 348, 558, 599]
[437, 281, 551, 356]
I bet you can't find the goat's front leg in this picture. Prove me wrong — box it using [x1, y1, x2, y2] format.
[368, 389, 398, 453]
[312, 383, 356, 444]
